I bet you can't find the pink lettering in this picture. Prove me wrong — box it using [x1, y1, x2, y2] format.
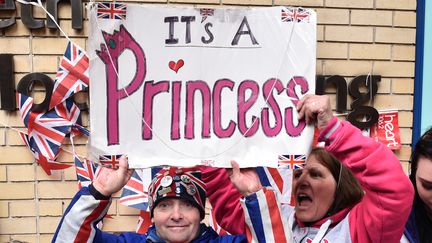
[185, 81, 211, 139]
[213, 79, 236, 138]
[261, 78, 284, 137]
[171, 81, 182, 140]
[142, 81, 170, 140]
[285, 76, 309, 136]
[97, 25, 146, 145]
[238, 80, 260, 137]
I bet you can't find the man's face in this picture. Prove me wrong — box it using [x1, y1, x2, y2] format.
[153, 198, 201, 243]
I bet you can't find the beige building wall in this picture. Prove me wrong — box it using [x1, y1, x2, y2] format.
[0, 0, 416, 242]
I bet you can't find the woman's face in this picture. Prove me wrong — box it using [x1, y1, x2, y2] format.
[416, 156, 432, 210]
[293, 154, 337, 223]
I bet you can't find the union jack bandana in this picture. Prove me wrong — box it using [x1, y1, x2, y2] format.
[148, 167, 206, 219]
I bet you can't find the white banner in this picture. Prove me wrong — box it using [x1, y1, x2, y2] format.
[88, 4, 317, 168]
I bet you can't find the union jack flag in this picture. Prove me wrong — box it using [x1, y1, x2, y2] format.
[49, 42, 89, 110]
[256, 166, 293, 204]
[200, 8, 214, 23]
[200, 8, 214, 16]
[136, 210, 151, 234]
[99, 154, 122, 169]
[278, 154, 306, 169]
[97, 2, 127, 20]
[19, 132, 71, 175]
[119, 168, 160, 210]
[74, 156, 100, 189]
[281, 7, 311, 23]
[18, 93, 73, 160]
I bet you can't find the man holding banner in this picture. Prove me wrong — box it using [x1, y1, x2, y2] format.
[52, 156, 249, 242]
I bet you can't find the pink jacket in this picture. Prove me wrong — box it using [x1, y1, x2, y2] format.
[203, 118, 414, 242]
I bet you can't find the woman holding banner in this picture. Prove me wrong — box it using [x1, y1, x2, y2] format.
[402, 128, 432, 243]
[203, 94, 414, 243]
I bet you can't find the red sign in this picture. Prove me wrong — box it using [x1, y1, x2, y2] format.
[370, 110, 401, 150]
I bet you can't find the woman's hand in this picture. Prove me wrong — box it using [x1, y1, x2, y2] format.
[92, 155, 134, 197]
[228, 160, 262, 197]
[296, 94, 334, 131]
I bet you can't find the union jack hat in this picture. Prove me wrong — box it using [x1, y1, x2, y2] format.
[148, 167, 206, 219]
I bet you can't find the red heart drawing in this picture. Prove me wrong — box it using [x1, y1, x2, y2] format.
[168, 59, 184, 73]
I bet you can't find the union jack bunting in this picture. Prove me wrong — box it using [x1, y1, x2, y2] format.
[99, 154, 122, 169]
[19, 132, 71, 175]
[281, 7, 311, 23]
[74, 156, 100, 189]
[97, 2, 127, 20]
[49, 42, 89, 110]
[36, 151, 71, 175]
[136, 210, 151, 234]
[278, 154, 306, 170]
[72, 124, 90, 137]
[55, 98, 89, 137]
[18, 92, 32, 125]
[55, 98, 81, 124]
[209, 208, 230, 235]
[256, 166, 293, 204]
[18, 93, 73, 160]
[119, 168, 160, 210]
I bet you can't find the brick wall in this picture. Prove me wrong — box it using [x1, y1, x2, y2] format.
[0, 0, 417, 242]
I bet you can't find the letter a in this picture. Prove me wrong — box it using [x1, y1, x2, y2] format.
[231, 16, 259, 46]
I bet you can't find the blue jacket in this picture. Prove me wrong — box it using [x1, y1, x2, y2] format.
[95, 224, 245, 242]
[52, 187, 246, 243]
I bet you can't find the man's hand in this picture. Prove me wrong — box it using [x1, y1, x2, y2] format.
[228, 160, 262, 197]
[92, 155, 134, 197]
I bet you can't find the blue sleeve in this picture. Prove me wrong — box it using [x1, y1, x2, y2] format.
[53, 187, 145, 243]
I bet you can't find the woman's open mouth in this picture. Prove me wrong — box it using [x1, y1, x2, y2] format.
[296, 193, 313, 208]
